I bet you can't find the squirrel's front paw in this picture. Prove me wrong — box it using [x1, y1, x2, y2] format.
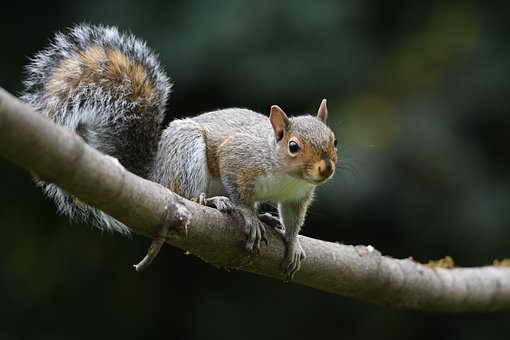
[199, 193, 236, 213]
[281, 240, 306, 281]
[241, 212, 267, 253]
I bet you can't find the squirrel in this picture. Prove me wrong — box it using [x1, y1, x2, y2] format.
[21, 24, 337, 280]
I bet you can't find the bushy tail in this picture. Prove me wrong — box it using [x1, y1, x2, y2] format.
[21, 24, 171, 234]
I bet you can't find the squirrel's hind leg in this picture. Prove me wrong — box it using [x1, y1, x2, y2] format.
[151, 119, 210, 198]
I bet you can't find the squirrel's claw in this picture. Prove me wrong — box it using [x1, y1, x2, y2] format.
[281, 240, 306, 282]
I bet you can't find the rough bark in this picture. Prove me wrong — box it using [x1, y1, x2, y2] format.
[1, 86, 509, 312]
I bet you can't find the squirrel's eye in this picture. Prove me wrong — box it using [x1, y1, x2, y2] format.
[334, 139, 338, 147]
[288, 140, 300, 153]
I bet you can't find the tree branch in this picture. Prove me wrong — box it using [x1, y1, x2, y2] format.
[1, 86, 509, 312]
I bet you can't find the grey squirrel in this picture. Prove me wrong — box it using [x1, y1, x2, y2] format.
[21, 24, 337, 279]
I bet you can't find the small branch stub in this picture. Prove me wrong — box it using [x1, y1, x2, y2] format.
[134, 202, 191, 271]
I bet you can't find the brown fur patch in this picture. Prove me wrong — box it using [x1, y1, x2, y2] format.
[78, 45, 105, 71]
[45, 45, 155, 117]
[236, 167, 266, 203]
[170, 181, 183, 197]
[206, 146, 221, 178]
[204, 133, 221, 178]
[104, 48, 154, 101]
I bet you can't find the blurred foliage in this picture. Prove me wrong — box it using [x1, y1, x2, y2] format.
[1, 0, 510, 339]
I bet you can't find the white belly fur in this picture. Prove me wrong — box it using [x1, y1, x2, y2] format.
[252, 173, 312, 203]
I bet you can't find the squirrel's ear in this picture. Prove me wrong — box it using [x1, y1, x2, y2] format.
[317, 99, 328, 123]
[270, 105, 289, 142]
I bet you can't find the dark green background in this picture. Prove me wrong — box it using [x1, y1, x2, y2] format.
[1, 1, 510, 339]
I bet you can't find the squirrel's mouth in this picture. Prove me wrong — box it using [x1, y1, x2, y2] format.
[306, 176, 329, 186]
[313, 179, 328, 186]
[304, 170, 334, 186]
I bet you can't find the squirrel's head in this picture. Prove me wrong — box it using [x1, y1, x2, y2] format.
[270, 99, 337, 186]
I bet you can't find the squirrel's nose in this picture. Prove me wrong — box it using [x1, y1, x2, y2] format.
[317, 159, 335, 179]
